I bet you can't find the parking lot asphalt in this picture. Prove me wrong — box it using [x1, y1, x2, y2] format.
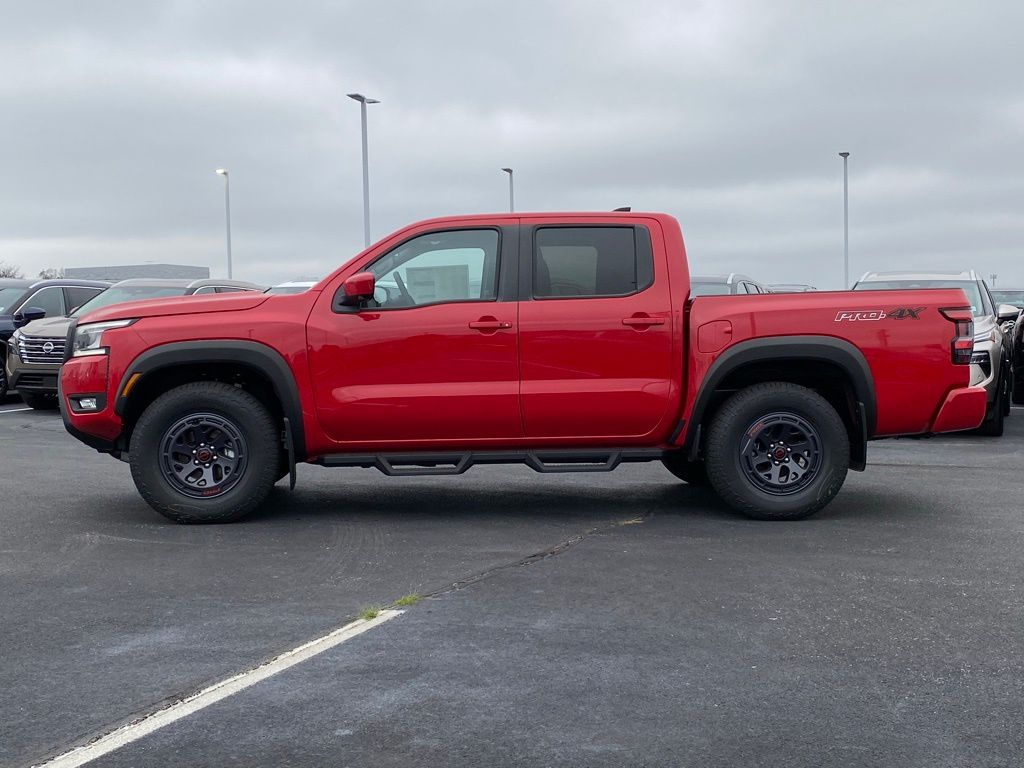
[2, 399, 1023, 767]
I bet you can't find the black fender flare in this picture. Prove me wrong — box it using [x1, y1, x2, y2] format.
[683, 336, 876, 469]
[114, 340, 305, 460]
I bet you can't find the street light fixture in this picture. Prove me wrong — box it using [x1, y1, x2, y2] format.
[348, 93, 380, 248]
[214, 168, 232, 279]
[501, 167, 514, 212]
[839, 152, 850, 289]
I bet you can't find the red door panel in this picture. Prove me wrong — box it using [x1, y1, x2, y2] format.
[307, 302, 521, 444]
[518, 220, 676, 441]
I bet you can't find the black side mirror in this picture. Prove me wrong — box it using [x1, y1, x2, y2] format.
[13, 306, 46, 328]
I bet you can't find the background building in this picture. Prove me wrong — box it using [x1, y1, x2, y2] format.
[63, 263, 210, 281]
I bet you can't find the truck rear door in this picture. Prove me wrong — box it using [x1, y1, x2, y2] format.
[517, 218, 676, 441]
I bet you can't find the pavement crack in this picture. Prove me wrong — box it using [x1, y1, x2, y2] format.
[426, 511, 653, 599]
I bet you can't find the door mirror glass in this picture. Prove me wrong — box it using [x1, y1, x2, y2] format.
[337, 272, 376, 308]
[997, 303, 1020, 322]
[13, 306, 46, 327]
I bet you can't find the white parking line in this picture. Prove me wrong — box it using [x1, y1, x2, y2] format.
[0, 407, 32, 414]
[34, 609, 403, 768]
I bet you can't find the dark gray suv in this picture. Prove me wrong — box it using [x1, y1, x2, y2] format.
[0, 278, 109, 398]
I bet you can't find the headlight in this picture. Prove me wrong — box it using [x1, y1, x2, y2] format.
[72, 319, 136, 357]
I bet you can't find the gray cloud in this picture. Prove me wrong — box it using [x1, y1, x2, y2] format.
[1, 0, 1022, 289]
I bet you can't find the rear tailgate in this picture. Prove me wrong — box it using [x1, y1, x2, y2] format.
[684, 288, 973, 437]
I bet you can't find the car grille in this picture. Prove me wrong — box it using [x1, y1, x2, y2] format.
[16, 335, 66, 365]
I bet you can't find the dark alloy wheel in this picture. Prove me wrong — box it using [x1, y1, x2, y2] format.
[130, 382, 280, 523]
[705, 382, 850, 521]
[159, 413, 249, 498]
[739, 412, 822, 496]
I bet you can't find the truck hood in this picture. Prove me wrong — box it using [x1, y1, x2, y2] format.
[16, 315, 73, 339]
[78, 293, 270, 324]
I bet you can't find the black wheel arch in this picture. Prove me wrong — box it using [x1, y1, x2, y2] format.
[115, 340, 306, 461]
[683, 336, 876, 471]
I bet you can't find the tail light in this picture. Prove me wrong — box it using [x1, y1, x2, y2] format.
[940, 307, 974, 365]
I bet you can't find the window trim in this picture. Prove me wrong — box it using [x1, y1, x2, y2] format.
[527, 224, 654, 301]
[338, 226, 505, 313]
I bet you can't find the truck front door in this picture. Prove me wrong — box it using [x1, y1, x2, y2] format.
[308, 225, 522, 446]
[517, 220, 677, 441]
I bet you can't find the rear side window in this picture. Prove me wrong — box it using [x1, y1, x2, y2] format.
[533, 226, 653, 299]
[65, 287, 103, 312]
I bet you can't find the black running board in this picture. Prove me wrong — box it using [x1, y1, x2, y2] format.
[316, 448, 666, 476]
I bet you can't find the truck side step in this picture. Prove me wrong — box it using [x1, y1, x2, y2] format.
[316, 448, 666, 476]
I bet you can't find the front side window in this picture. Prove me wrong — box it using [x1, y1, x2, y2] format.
[368, 229, 500, 309]
[23, 286, 64, 317]
[533, 227, 652, 299]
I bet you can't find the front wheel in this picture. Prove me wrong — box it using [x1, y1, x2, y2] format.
[704, 382, 850, 521]
[129, 382, 281, 523]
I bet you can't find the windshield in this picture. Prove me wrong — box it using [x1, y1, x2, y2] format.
[991, 290, 1024, 308]
[0, 287, 27, 314]
[72, 286, 187, 317]
[266, 285, 311, 294]
[690, 282, 731, 296]
[853, 280, 985, 317]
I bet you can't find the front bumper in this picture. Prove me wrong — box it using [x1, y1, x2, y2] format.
[929, 385, 988, 433]
[59, 355, 124, 454]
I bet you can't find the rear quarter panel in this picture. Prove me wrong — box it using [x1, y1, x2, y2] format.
[686, 289, 972, 436]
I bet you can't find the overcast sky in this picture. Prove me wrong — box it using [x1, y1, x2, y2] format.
[2, 0, 1022, 289]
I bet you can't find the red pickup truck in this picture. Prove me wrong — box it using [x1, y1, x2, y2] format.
[59, 212, 986, 523]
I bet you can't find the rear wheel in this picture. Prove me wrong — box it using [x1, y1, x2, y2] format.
[129, 382, 280, 523]
[705, 382, 850, 520]
[20, 392, 58, 410]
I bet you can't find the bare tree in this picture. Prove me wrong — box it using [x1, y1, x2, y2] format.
[0, 262, 24, 279]
[38, 267, 65, 279]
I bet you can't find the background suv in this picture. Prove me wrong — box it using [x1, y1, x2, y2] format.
[853, 270, 1018, 435]
[0, 278, 109, 398]
[6, 278, 262, 408]
[690, 273, 771, 296]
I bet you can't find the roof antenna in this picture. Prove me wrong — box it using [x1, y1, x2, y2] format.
[613, 206, 631, 212]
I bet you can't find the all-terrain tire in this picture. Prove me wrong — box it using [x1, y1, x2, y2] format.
[705, 382, 850, 521]
[129, 382, 280, 523]
[661, 452, 709, 485]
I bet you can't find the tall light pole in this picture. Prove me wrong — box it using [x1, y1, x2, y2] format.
[347, 93, 379, 247]
[214, 168, 232, 279]
[501, 167, 514, 212]
[839, 152, 850, 289]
